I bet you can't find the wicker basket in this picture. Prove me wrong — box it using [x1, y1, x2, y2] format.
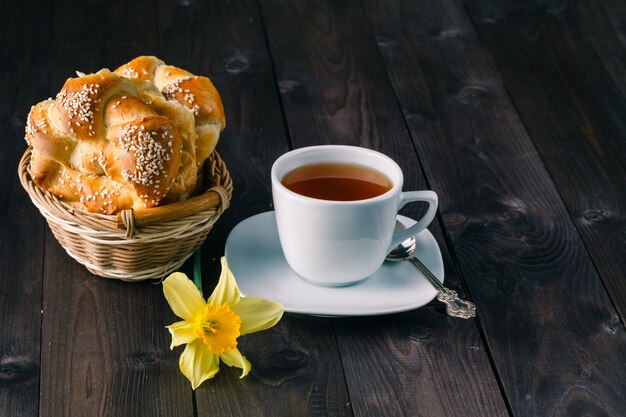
[18, 148, 232, 281]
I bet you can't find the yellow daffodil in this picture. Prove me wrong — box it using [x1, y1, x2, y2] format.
[163, 257, 284, 389]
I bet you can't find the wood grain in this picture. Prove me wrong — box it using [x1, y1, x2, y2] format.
[465, 0, 626, 320]
[365, 0, 626, 415]
[154, 0, 353, 415]
[334, 311, 507, 417]
[259, 1, 509, 416]
[36, 0, 195, 416]
[0, 1, 50, 416]
[40, 254, 193, 416]
[569, 0, 626, 99]
[2, 1, 625, 416]
[201, 316, 353, 417]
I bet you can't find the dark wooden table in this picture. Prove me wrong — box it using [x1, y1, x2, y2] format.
[2, 0, 625, 416]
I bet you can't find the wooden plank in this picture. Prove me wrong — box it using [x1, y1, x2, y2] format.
[334, 311, 507, 417]
[0, 0, 50, 416]
[40, 255, 193, 416]
[154, 1, 354, 415]
[36, 0, 195, 416]
[204, 316, 353, 417]
[570, 0, 626, 99]
[364, 0, 626, 415]
[259, 1, 509, 416]
[465, 0, 626, 319]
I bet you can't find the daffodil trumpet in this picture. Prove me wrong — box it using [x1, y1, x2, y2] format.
[163, 257, 284, 389]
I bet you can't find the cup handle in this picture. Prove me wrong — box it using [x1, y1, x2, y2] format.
[388, 191, 438, 252]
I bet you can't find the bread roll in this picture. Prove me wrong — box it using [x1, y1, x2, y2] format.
[24, 57, 226, 215]
[115, 56, 226, 183]
[25, 69, 189, 214]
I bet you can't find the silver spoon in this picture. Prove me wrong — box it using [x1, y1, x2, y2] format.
[386, 233, 476, 319]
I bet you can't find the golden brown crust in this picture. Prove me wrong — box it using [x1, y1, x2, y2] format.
[127, 81, 197, 202]
[114, 56, 226, 172]
[25, 69, 188, 214]
[25, 57, 225, 214]
[115, 56, 164, 82]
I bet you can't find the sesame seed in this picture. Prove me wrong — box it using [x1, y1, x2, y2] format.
[118, 124, 171, 190]
[57, 83, 99, 128]
[119, 67, 138, 78]
[162, 76, 192, 100]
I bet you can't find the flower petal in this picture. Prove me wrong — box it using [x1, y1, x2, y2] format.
[207, 257, 240, 307]
[220, 347, 251, 378]
[231, 297, 284, 336]
[167, 321, 197, 349]
[179, 339, 220, 389]
[163, 272, 206, 320]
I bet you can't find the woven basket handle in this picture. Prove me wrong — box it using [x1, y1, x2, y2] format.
[116, 186, 229, 233]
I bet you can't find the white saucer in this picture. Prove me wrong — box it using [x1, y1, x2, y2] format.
[224, 211, 444, 316]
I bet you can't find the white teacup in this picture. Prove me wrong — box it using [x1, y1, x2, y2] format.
[271, 145, 438, 287]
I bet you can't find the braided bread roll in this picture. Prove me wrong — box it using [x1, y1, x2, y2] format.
[115, 56, 226, 191]
[25, 69, 196, 214]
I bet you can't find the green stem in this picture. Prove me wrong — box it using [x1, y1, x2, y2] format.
[193, 247, 203, 294]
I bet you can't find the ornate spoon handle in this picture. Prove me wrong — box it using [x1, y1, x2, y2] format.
[407, 257, 477, 319]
